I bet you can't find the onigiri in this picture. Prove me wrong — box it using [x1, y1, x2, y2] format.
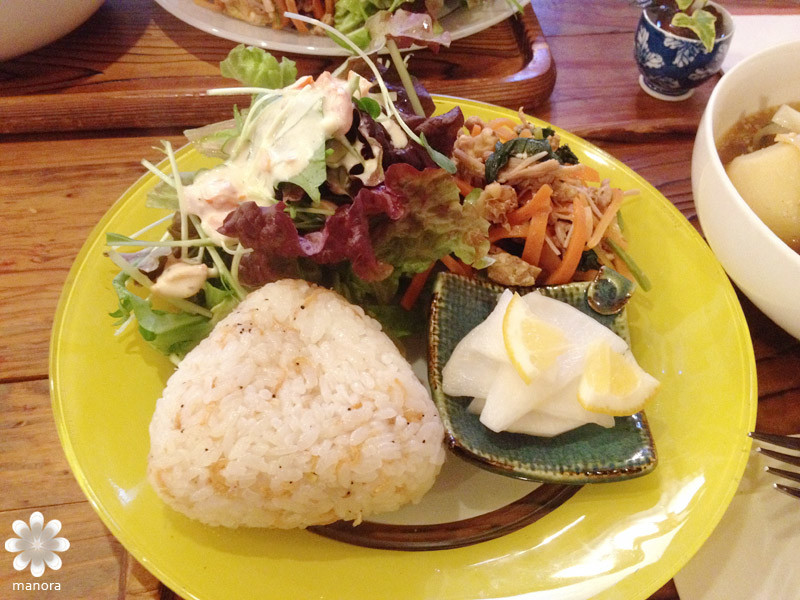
[148, 279, 445, 528]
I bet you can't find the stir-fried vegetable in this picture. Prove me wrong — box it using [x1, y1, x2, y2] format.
[452, 114, 650, 290]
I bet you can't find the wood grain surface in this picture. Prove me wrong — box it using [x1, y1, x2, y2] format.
[1, 1, 799, 599]
[0, 0, 554, 134]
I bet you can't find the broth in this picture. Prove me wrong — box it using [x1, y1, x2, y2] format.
[715, 101, 800, 254]
[717, 101, 800, 165]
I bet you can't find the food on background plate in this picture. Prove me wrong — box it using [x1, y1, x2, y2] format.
[442, 289, 659, 437]
[193, 0, 517, 50]
[194, 0, 335, 31]
[149, 279, 445, 527]
[717, 102, 800, 253]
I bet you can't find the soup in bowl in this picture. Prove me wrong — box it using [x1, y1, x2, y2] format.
[718, 102, 800, 253]
[692, 40, 800, 339]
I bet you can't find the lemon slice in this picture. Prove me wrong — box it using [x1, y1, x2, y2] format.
[577, 341, 659, 415]
[502, 292, 568, 384]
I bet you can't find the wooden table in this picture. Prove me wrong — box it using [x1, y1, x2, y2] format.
[1, 0, 798, 598]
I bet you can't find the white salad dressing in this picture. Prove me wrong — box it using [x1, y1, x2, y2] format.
[327, 136, 384, 186]
[380, 118, 408, 149]
[347, 70, 374, 100]
[181, 72, 356, 245]
[151, 262, 209, 299]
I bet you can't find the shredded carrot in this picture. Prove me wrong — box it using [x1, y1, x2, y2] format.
[273, 0, 289, 27]
[570, 164, 601, 182]
[595, 246, 617, 270]
[293, 75, 314, 88]
[440, 255, 473, 277]
[586, 188, 624, 249]
[545, 195, 589, 285]
[496, 125, 517, 142]
[454, 177, 475, 197]
[488, 117, 519, 131]
[470, 123, 482, 136]
[400, 265, 434, 311]
[539, 242, 562, 274]
[508, 183, 553, 225]
[489, 223, 529, 243]
[284, 0, 309, 31]
[324, 0, 334, 14]
[311, 0, 325, 19]
[521, 209, 550, 265]
[273, 0, 290, 27]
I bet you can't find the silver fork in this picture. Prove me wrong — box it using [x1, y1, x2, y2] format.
[749, 431, 800, 500]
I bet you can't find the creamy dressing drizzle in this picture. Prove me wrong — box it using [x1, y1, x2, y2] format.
[182, 73, 354, 245]
[154, 72, 392, 297]
[379, 118, 408, 149]
[151, 262, 209, 299]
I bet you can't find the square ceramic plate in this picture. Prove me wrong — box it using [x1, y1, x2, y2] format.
[428, 272, 657, 483]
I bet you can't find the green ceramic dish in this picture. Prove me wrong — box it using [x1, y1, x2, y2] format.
[428, 271, 657, 484]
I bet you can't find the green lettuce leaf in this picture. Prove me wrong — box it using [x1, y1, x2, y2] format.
[331, 268, 423, 338]
[334, 0, 412, 35]
[334, 0, 372, 34]
[288, 142, 327, 202]
[220, 45, 297, 88]
[183, 109, 244, 160]
[146, 171, 197, 210]
[372, 164, 490, 273]
[110, 272, 239, 358]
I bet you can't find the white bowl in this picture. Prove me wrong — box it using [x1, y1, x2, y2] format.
[0, 0, 104, 61]
[692, 40, 800, 339]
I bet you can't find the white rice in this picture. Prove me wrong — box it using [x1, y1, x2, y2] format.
[148, 279, 445, 528]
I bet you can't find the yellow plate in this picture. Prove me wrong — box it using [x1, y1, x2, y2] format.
[51, 97, 756, 600]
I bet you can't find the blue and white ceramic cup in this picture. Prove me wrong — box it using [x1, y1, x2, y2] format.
[634, 2, 734, 101]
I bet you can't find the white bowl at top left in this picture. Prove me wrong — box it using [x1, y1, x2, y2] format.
[0, 0, 104, 61]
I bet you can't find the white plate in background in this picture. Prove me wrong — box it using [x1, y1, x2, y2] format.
[153, 0, 519, 56]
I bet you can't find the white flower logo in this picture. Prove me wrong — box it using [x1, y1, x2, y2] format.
[4, 512, 69, 577]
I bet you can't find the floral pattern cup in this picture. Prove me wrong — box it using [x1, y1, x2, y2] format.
[635, 2, 734, 101]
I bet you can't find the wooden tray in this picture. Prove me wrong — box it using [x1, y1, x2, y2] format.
[0, 0, 554, 134]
